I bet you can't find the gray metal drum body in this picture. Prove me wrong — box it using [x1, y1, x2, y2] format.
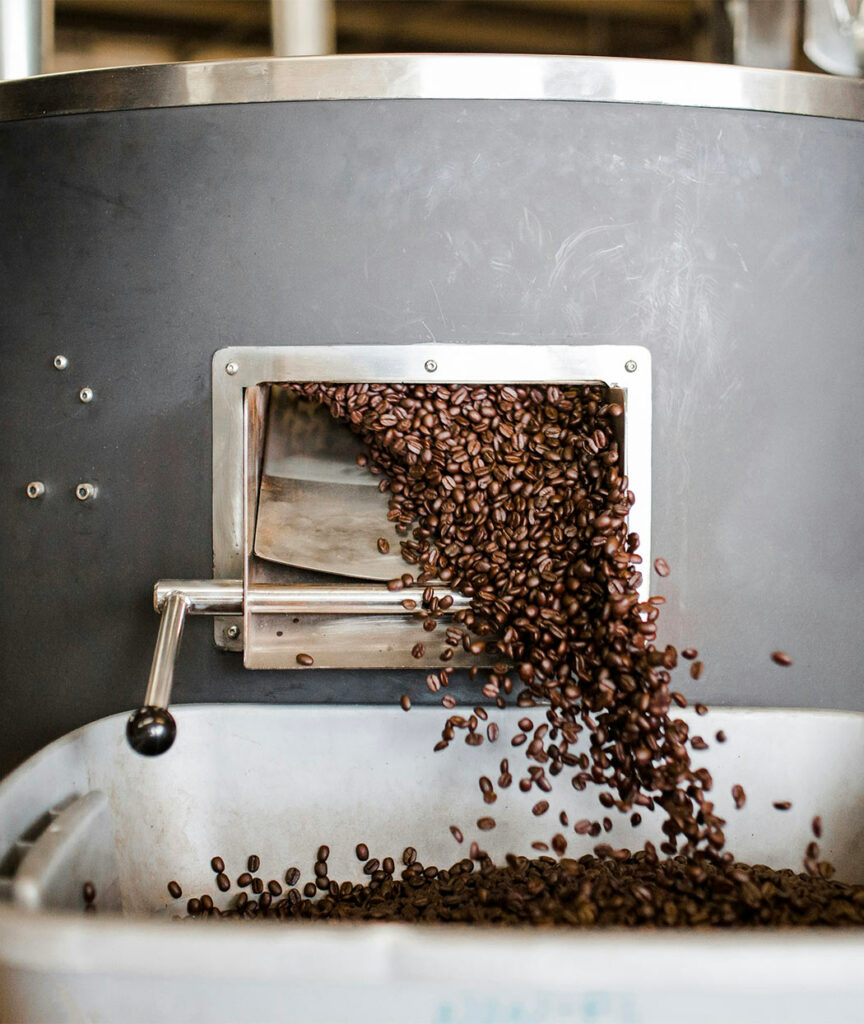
[1, 56, 862, 776]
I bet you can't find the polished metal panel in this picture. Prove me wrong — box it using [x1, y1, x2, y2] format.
[0, 54, 862, 125]
[255, 387, 409, 580]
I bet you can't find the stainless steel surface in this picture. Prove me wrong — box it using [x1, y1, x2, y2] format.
[271, 0, 335, 57]
[153, 578, 243, 615]
[74, 483, 96, 502]
[25, 481, 43, 499]
[254, 388, 408, 580]
[153, 578, 469, 616]
[143, 591, 188, 711]
[0, 55, 862, 125]
[247, 584, 469, 615]
[52, 355, 67, 370]
[213, 344, 652, 612]
[0, 0, 41, 81]
[78, 387, 93, 404]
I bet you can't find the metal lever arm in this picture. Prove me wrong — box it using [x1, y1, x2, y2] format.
[126, 591, 190, 757]
[128, 580, 472, 757]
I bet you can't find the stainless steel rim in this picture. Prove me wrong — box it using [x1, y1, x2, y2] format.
[0, 54, 862, 124]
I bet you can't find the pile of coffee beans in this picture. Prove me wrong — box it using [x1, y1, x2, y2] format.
[174, 846, 864, 927]
[167, 381, 863, 928]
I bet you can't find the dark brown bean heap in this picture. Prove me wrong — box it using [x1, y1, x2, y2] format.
[178, 851, 864, 928]
[290, 381, 724, 866]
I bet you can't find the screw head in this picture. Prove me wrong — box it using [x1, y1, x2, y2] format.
[79, 387, 94, 403]
[624, 360, 638, 373]
[75, 482, 97, 501]
[424, 360, 438, 373]
[53, 355, 68, 370]
[26, 481, 45, 499]
[225, 624, 241, 640]
[225, 362, 239, 376]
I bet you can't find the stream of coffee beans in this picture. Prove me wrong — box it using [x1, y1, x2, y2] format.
[170, 382, 864, 927]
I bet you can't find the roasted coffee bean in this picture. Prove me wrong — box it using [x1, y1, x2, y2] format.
[248, 855, 260, 872]
[450, 826, 464, 843]
[363, 859, 379, 874]
[186, 897, 201, 916]
[252, 878, 264, 894]
[732, 785, 746, 809]
[681, 647, 698, 660]
[400, 695, 412, 711]
[402, 847, 417, 865]
[82, 882, 96, 905]
[690, 661, 704, 680]
[653, 558, 671, 577]
[773, 801, 792, 811]
[377, 537, 390, 554]
[303, 882, 316, 898]
[477, 817, 496, 831]
[694, 703, 708, 716]
[383, 857, 395, 874]
[201, 895, 214, 910]
[268, 880, 283, 896]
[715, 730, 727, 743]
[532, 800, 550, 816]
[812, 816, 823, 839]
[167, 880, 182, 899]
[771, 651, 793, 666]
[211, 857, 225, 874]
[285, 867, 301, 887]
[314, 861, 328, 878]
[216, 873, 230, 892]
[296, 653, 314, 666]
[411, 642, 425, 659]
[317, 846, 330, 862]
[237, 872, 253, 888]
[356, 843, 369, 861]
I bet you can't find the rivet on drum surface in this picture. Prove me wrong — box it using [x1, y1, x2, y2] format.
[75, 483, 97, 501]
[225, 362, 239, 376]
[624, 360, 637, 373]
[79, 387, 94, 403]
[424, 360, 437, 373]
[26, 481, 45, 499]
[53, 355, 68, 370]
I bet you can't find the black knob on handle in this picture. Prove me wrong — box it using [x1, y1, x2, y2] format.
[126, 706, 177, 756]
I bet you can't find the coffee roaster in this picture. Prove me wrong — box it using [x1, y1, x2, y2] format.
[1, 55, 863, 1022]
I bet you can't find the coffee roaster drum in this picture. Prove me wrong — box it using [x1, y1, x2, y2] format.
[1, 54, 863, 1023]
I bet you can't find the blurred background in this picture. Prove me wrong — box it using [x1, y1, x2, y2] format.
[0, 0, 860, 81]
